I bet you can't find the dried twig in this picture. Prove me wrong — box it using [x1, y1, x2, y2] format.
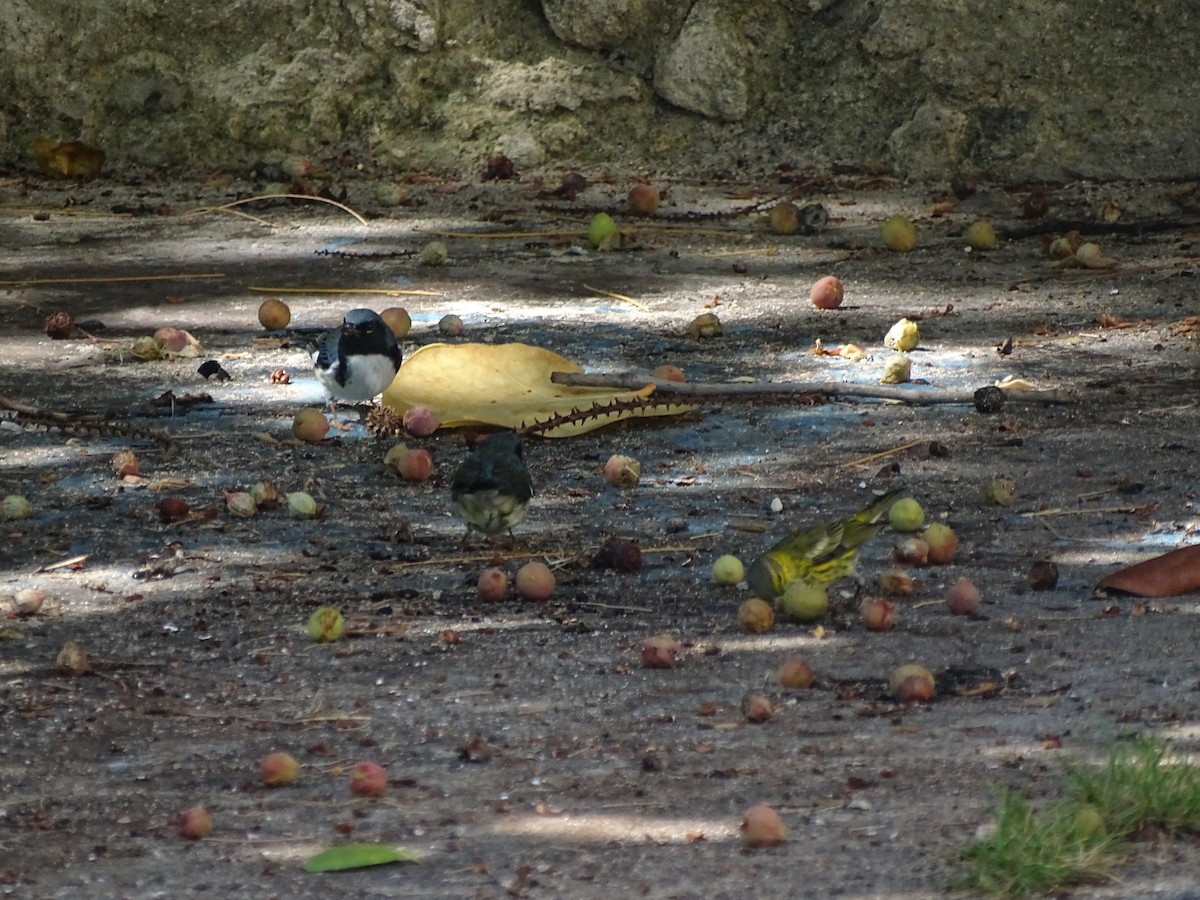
[0, 393, 181, 460]
[0, 273, 224, 287]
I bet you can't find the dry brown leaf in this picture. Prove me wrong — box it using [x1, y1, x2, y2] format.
[1095, 543, 1200, 597]
[382, 342, 693, 437]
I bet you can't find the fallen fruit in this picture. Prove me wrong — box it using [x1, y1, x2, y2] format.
[587, 212, 619, 249]
[982, 476, 1016, 507]
[652, 364, 686, 382]
[158, 496, 190, 523]
[43, 310, 75, 339]
[307, 606, 345, 643]
[438, 314, 464, 337]
[737, 597, 775, 633]
[880, 214, 917, 252]
[741, 693, 774, 723]
[1074, 805, 1107, 839]
[477, 567, 509, 601]
[395, 448, 433, 482]
[2, 494, 33, 520]
[225, 491, 257, 518]
[111, 449, 140, 477]
[627, 184, 660, 217]
[515, 561, 555, 601]
[768, 201, 800, 235]
[55, 640, 88, 676]
[809, 275, 844, 310]
[880, 353, 912, 384]
[776, 656, 815, 689]
[888, 497, 925, 532]
[860, 597, 897, 632]
[420, 240, 448, 266]
[778, 579, 829, 622]
[178, 805, 213, 839]
[1029, 560, 1059, 591]
[286, 491, 319, 518]
[711, 554, 744, 585]
[884, 317, 920, 352]
[292, 408, 330, 443]
[965, 219, 997, 251]
[741, 803, 786, 847]
[641, 633, 681, 669]
[946, 577, 982, 617]
[876, 569, 917, 595]
[888, 663, 935, 699]
[687, 312, 723, 340]
[13, 588, 46, 616]
[380, 307, 412, 338]
[897, 674, 935, 704]
[249, 480, 280, 508]
[922, 523, 958, 564]
[260, 751, 301, 787]
[348, 761, 387, 798]
[892, 535, 930, 567]
[257, 298, 291, 330]
[153, 326, 200, 355]
[604, 454, 641, 489]
[593, 536, 642, 573]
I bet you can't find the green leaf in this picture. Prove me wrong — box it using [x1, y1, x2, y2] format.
[303, 843, 421, 873]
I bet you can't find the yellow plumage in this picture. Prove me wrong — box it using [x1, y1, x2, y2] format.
[746, 488, 908, 601]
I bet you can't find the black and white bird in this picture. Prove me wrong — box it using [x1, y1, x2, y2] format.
[310, 309, 402, 416]
[451, 431, 534, 539]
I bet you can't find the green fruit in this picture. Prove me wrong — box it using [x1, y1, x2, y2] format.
[888, 498, 925, 532]
[1074, 806, 1107, 839]
[880, 214, 917, 252]
[965, 219, 997, 250]
[307, 606, 345, 643]
[587, 212, 618, 250]
[778, 579, 829, 622]
[711, 554, 745, 585]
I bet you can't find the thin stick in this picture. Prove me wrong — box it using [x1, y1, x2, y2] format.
[37, 554, 90, 573]
[839, 440, 928, 468]
[0, 273, 225, 287]
[247, 286, 441, 297]
[550, 372, 1077, 406]
[425, 229, 579, 239]
[580, 282, 649, 312]
[185, 193, 369, 226]
[1021, 505, 1146, 518]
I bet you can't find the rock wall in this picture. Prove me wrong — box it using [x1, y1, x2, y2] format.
[1, 0, 1196, 182]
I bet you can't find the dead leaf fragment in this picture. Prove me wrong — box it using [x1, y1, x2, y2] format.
[1095, 544, 1200, 598]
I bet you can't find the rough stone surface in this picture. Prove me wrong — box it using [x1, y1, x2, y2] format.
[653, 0, 750, 122]
[0, 0, 1197, 181]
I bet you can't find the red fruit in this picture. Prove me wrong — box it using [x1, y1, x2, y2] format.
[177, 805, 213, 839]
[158, 497, 190, 523]
[652, 364, 686, 382]
[477, 567, 509, 601]
[892, 536, 930, 567]
[604, 454, 641, 489]
[897, 674, 935, 704]
[860, 598, 897, 632]
[402, 406, 439, 437]
[260, 751, 301, 786]
[741, 693, 774, 723]
[348, 761, 387, 797]
[640, 634, 681, 669]
[922, 523, 958, 564]
[741, 803, 786, 847]
[946, 577, 982, 617]
[776, 657, 814, 690]
[809, 275, 844, 310]
[627, 184, 660, 217]
[515, 561, 555, 601]
[396, 448, 433, 482]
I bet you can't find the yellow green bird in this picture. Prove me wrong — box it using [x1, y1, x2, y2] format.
[745, 488, 908, 601]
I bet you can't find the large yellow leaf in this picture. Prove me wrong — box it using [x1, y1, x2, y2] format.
[381, 342, 692, 437]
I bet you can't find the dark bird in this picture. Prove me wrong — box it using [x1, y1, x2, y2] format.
[451, 431, 533, 538]
[310, 309, 402, 413]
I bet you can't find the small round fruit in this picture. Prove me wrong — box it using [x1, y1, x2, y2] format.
[1074, 805, 1106, 839]
[178, 805, 213, 839]
[809, 275, 844, 310]
[768, 201, 800, 235]
[921, 523, 958, 565]
[158, 496, 190, 523]
[257, 298, 291, 330]
[965, 219, 997, 251]
[380, 307, 411, 338]
[982, 476, 1016, 507]
[888, 497, 925, 532]
[2, 494, 33, 520]
[741, 804, 786, 847]
[687, 312, 723, 340]
[946, 577, 982, 617]
[438, 314, 464, 337]
[587, 212, 618, 249]
[627, 184, 660, 217]
[260, 751, 301, 786]
[307, 606, 345, 643]
[396, 448, 433, 482]
[888, 663, 935, 699]
[652, 364, 686, 382]
[515, 561, 555, 601]
[880, 214, 917, 252]
[741, 693, 774, 723]
[348, 761, 387, 798]
[641, 634, 682, 669]
[737, 598, 775, 634]
[292, 408, 330, 443]
[420, 240, 449, 266]
[711, 554, 744, 586]
[892, 535, 930, 567]
[477, 567, 509, 602]
[286, 491, 318, 518]
[884, 318, 920, 352]
[876, 569, 917, 595]
[776, 656, 815, 690]
[604, 454, 641, 489]
[778, 579, 829, 622]
[402, 406, 439, 437]
[860, 598, 897, 632]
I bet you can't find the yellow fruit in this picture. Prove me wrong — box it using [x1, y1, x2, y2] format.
[711, 554, 744, 585]
[778, 579, 829, 622]
[888, 498, 925, 532]
[737, 598, 775, 633]
[307, 606, 344, 642]
[257, 298, 291, 330]
[880, 214, 917, 252]
[965, 219, 997, 250]
[884, 318, 920, 352]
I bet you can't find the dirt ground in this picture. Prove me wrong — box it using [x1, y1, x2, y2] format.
[2, 168, 1200, 899]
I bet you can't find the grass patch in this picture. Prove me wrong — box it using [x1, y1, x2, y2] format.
[958, 739, 1200, 896]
